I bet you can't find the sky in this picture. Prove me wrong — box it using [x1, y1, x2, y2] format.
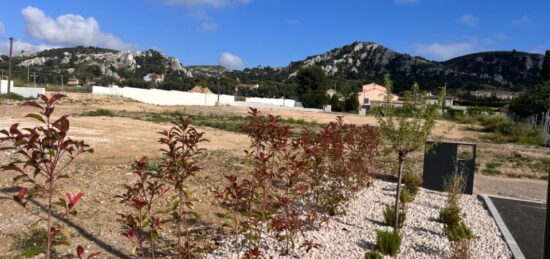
[0, 0, 549, 69]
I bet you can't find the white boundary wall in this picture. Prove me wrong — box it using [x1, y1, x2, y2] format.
[92, 86, 310, 110]
[0, 80, 45, 98]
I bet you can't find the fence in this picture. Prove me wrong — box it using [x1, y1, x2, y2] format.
[0, 80, 46, 98]
[92, 86, 314, 111]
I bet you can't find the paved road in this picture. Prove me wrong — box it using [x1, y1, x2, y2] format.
[490, 196, 546, 259]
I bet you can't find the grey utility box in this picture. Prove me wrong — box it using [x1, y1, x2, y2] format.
[422, 140, 476, 194]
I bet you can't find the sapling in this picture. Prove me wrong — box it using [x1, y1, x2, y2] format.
[375, 75, 438, 232]
[0, 94, 93, 258]
[117, 156, 168, 258]
[158, 115, 207, 257]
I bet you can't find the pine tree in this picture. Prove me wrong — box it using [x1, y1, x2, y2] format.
[540, 50, 550, 84]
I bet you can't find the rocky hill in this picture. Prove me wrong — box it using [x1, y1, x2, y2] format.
[0, 43, 545, 93]
[279, 42, 544, 91]
[0, 46, 192, 82]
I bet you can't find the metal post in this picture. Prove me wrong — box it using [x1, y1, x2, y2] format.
[27, 65, 30, 83]
[7, 37, 13, 93]
[545, 168, 550, 259]
[33, 72, 36, 87]
[61, 73, 64, 92]
[217, 77, 220, 106]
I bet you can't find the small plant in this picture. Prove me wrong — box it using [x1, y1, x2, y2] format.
[400, 189, 413, 205]
[364, 250, 384, 259]
[0, 94, 93, 259]
[76, 245, 100, 259]
[383, 205, 406, 229]
[439, 205, 461, 226]
[446, 222, 474, 242]
[117, 156, 168, 258]
[158, 115, 207, 257]
[402, 169, 422, 198]
[375, 230, 401, 256]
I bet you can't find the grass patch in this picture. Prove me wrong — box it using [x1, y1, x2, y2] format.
[79, 109, 325, 135]
[0, 92, 34, 101]
[81, 108, 115, 117]
[482, 162, 502, 176]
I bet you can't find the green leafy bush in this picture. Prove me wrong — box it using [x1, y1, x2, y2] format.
[375, 230, 401, 256]
[439, 205, 461, 226]
[364, 250, 384, 259]
[446, 222, 474, 242]
[383, 205, 406, 228]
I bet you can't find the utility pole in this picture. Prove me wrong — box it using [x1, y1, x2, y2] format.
[7, 37, 14, 93]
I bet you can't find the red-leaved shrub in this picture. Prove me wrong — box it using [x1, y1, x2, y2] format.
[0, 94, 93, 258]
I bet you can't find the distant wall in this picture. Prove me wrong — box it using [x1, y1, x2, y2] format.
[91, 86, 313, 110]
[0, 80, 45, 98]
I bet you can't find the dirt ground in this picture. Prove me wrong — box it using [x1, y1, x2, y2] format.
[0, 93, 548, 257]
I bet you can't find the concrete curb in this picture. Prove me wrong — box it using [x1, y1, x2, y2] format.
[480, 194, 526, 259]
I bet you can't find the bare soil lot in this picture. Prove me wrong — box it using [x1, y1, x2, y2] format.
[0, 93, 548, 257]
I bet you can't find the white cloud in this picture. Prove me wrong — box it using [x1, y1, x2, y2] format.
[21, 6, 131, 50]
[159, 0, 251, 8]
[0, 40, 57, 55]
[512, 15, 532, 26]
[415, 42, 475, 60]
[0, 22, 5, 34]
[394, 0, 419, 4]
[197, 21, 218, 31]
[219, 52, 244, 70]
[459, 14, 478, 26]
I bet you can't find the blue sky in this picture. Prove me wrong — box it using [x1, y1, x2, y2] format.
[0, 0, 548, 69]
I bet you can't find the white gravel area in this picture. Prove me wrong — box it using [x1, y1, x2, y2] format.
[207, 180, 512, 258]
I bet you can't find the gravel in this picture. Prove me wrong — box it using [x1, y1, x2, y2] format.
[206, 180, 512, 258]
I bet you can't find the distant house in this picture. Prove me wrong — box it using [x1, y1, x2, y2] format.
[188, 86, 213, 94]
[469, 90, 520, 100]
[143, 73, 165, 83]
[67, 78, 80, 86]
[357, 83, 399, 107]
[425, 93, 454, 107]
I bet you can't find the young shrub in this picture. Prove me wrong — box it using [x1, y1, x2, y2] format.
[117, 156, 168, 258]
[375, 230, 402, 256]
[439, 205, 461, 226]
[0, 94, 93, 259]
[364, 250, 384, 259]
[445, 222, 474, 242]
[158, 115, 208, 257]
[383, 205, 406, 229]
[402, 169, 423, 198]
[399, 189, 413, 205]
[375, 75, 438, 232]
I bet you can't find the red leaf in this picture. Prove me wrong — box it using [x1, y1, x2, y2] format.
[49, 227, 59, 237]
[77, 245, 85, 258]
[22, 101, 43, 110]
[48, 94, 66, 106]
[122, 229, 134, 239]
[18, 188, 28, 200]
[66, 192, 84, 209]
[87, 252, 100, 259]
